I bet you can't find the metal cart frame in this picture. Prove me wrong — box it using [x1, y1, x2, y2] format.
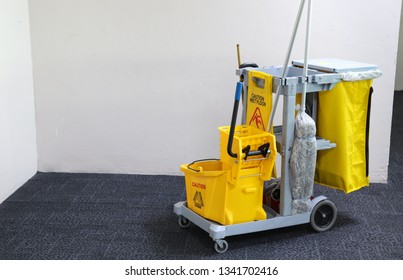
[173, 62, 375, 253]
[174, 0, 381, 252]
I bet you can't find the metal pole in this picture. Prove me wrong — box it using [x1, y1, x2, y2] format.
[268, 0, 306, 131]
[301, 0, 313, 112]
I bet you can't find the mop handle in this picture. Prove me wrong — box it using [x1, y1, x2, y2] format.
[227, 82, 243, 158]
[268, 0, 307, 131]
[301, 0, 313, 112]
[236, 44, 242, 68]
[227, 82, 270, 160]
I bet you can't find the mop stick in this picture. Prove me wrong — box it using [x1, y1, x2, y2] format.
[236, 44, 247, 123]
[268, 0, 307, 132]
[301, 0, 313, 112]
[290, 0, 316, 214]
[236, 44, 242, 69]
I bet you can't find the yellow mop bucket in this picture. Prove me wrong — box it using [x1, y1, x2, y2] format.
[180, 159, 266, 225]
[219, 125, 277, 184]
[180, 83, 276, 225]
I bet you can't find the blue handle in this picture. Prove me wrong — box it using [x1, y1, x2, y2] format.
[235, 82, 243, 101]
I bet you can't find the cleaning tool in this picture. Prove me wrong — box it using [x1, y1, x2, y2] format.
[227, 82, 243, 159]
[174, 0, 381, 253]
[268, 0, 307, 132]
[235, 44, 259, 125]
[289, 0, 316, 214]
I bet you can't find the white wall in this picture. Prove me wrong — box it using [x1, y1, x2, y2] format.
[395, 2, 403, 91]
[0, 0, 37, 203]
[29, 0, 401, 183]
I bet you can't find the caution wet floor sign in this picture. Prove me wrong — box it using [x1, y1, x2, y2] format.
[246, 71, 273, 132]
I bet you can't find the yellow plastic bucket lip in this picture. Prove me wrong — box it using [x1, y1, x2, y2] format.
[218, 125, 271, 137]
[180, 163, 227, 177]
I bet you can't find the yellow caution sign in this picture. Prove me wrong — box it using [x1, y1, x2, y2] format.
[246, 71, 273, 131]
[246, 71, 277, 178]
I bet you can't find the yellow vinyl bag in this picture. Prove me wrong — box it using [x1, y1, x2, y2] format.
[315, 80, 373, 193]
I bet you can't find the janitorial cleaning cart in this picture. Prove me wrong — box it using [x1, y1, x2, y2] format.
[173, 0, 382, 253]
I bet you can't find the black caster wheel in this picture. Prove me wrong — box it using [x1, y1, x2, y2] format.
[310, 200, 337, 232]
[178, 215, 190, 228]
[214, 240, 229, 254]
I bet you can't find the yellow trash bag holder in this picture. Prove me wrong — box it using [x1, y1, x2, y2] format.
[315, 79, 373, 193]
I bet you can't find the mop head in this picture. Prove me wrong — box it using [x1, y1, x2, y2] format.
[290, 111, 317, 214]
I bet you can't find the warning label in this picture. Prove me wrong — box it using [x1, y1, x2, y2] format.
[249, 93, 266, 106]
[192, 181, 206, 190]
[193, 191, 204, 209]
[246, 71, 273, 133]
[249, 107, 266, 131]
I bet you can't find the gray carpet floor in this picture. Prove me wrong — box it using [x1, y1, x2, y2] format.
[0, 92, 402, 260]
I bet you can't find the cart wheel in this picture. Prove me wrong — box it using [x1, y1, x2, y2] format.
[310, 200, 337, 232]
[214, 240, 229, 254]
[178, 216, 190, 228]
